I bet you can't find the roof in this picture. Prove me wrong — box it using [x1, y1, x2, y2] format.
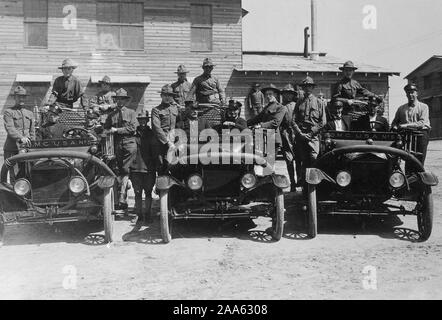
[236, 51, 400, 76]
[405, 55, 442, 79]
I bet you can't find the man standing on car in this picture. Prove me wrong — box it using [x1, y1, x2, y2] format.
[171, 65, 192, 106]
[280, 84, 298, 191]
[151, 84, 180, 174]
[332, 61, 377, 110]
[186, 58, 226, 105]
[104, 88, 138, 209]
[50, 58, 83, 108]
[3, 86, 35, 160]
[292, 77, 327, 193]
[246, 83, 265, 120]
[130, 111, 156, 228]
[391, 83, 431, 165]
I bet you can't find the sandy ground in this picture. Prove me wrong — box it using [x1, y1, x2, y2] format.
[0, 142, 442, 300]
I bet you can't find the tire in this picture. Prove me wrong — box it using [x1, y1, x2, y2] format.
[417, 191, 433, 241]
[307, 184, 318, 238]
[159, 190, 172, 243]
[0, 217, 5, 247]
[270, 189, 284, 241]
[103, 187, 115, 243]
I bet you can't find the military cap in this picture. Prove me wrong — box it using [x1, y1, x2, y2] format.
[14, 86, 28, 96]
[404, 83, 418, 92]
[299, 76, 316, 87]
[281, 84, 296, 93]
[158, 84, 177, 96]
[252, 82, 261, 88]
[137, 111, 150, 120]
[113, 88, 131, 99]
[261, 83, 281, 94]
[368, 95, 383, 105]
[331, 100, 345, 108]
[175, 65, 189, 74]
[202, 58, 215, 67]
[228, 100, 242, 110]
[99, 75, 111, 84]
[339, 61, 358, 71]
[58, 58, 78, 69]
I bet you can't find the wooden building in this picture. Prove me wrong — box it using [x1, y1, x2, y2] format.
[406, 55, 442, 139]
[0, 0, 399, 158]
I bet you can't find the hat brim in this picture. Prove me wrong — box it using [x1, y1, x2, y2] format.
[158, 91, 177, 96]
[58, 66, 78, 69]
[281, 89, 296, 93]
[98, 81, 111, 84]
[202, 64, 215, 67]
[261, 87, 281, 94]
[339, 66, 358, 71]
[299, 83, 316, 87]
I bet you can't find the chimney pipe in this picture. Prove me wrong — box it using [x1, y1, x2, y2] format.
[303, 27, 310, 58]
[311, 0, 318, 52]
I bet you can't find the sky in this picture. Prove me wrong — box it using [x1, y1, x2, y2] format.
[242, 0, 442, 118]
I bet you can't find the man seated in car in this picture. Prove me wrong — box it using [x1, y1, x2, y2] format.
[353, 96, 389, 132]
[176, 100, 212, 144]
[324, 100, 352, 132]
[214, 99, 247, 132]
[37, 105, 65, 140]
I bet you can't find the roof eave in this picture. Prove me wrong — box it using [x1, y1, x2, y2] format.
[234, 68, 400, 76]
[405, 55, 442, 79]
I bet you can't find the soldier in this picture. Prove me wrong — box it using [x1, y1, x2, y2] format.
[332, 61, 377, 110]
[246, 83, 265, 120]
[391, 83, 430, 166]
[37, 105, 65, 140]
[186, 58, 226, 105]
[176, 100, 211, 139]
[3, 86, 35, 160]
[280, 84, 297, 191]
[50, 58, 83, 108]
[247, 84, 286, 148]
[104, 88, 138, 209]
[171, 65, 192, 106]
[292, 77, 326, 193]
[353, 96, 389, 132]
[151, 84, 180, 174]
[219, 99, 247, 131]
[130, 111, 156, 228]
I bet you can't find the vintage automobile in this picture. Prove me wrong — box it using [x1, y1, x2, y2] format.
[305, 127, 438, 241]
[0, 106, 116, 245]
[155, 103, 289, 243]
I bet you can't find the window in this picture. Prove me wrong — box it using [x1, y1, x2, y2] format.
[424, 74, 432, 89]
[191, 4, 212, 52]
[23, 0, 48, 47]
[97, 2, 144, 50]
[436, 97, 442, 114]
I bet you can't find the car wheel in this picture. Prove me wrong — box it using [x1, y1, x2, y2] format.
[103, 187, 115, 243]
[0, 216, 5, 247]
[270, 188, 284, 241]
[307, 184, 318, 238]
[417, 190, 433, 241]
[159, 190, 172, 243]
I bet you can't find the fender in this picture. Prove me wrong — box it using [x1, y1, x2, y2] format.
[418, 172, 439, 186]
[156, 175, 183, 191]
[306, 168, 335, 185]
[271, 174, 290, 189]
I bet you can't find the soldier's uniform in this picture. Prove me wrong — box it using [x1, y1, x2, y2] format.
[130, 113, 156, 225]
[51, 59, 83, 108]
[171, 65, 192, 106]
[3, 86, 35, 160]
[331, 61, 376, 110]
[280, 84, 297, 190]
[104, 88, 138, 206]
[246, 83, 265, 119]
[186, 58, 226, 105]
[292, 77, 327, 188]
[247, 84, 286, 146]
[151, 85, 180, 174]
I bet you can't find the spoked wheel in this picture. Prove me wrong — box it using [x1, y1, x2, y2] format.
[159, 190, 172, 243]
[417, 190, 433, 241]
[307, 184, 318, 238]
[270, 188, 285, 241]
[103, 187, 115, 243]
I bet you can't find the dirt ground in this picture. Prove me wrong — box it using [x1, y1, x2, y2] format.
[1, 142, 442, 300]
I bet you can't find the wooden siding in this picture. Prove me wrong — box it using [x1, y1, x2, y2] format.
[0, 0, 243, 156]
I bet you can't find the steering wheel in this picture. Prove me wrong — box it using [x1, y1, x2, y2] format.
[63, 127, 91, 139]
